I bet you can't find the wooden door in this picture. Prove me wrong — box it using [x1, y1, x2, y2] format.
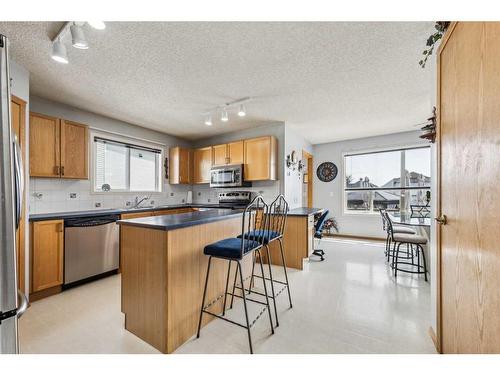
[244, 136, 277, 181]
[60, 119, 88, 179]
[227, 140, 244, 164]
[193, 146, 212, 183]
[438, 22, 500, 353]
[212, 144, 227, 165]
[11, 96, 26, 293]
[29, 112, 60, 177]
[31, 220, 64, 292]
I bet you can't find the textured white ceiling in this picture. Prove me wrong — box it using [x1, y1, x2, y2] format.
[0, 22, 436, 143]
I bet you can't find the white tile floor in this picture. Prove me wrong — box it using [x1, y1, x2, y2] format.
[19, 238, 436, 354]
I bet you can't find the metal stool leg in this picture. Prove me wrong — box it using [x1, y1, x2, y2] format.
[197, 256, 212, 338]
[264, 244, 279, 328]
[419, 245, 428, 282]
[222, 260, 232, 316]
[248, 252, 257, 295]
[257, 250, 274, 335]
[278, 238, 293, 308]
[237, 260, 253, 354]
[229, 259, 239, 309]
[394, 243, 402, 278]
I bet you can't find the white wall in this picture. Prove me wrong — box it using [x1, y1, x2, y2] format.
[10, 59, 30, 295]
[191, 122, 285, 204]
[313, 130, 428, 238]
[284, 126, 313, 209]
[29, 96, 192, 213]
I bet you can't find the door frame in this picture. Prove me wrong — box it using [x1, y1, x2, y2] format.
[435, 21, 458, 354]
[11, 95, 27, 295]
[302, 150, 313, 208]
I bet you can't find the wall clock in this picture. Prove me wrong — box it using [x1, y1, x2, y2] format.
[316, 162, 338, 182]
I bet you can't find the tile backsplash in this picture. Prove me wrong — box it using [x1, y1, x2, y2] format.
[29, 178, 191, 214]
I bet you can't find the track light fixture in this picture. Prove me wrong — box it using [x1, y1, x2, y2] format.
[221, 108, 229, 122]
[51, 39, 69, 64]
[70, 23, 89, 49]
[87, 21, 106, 30]
[238, 104, 246, 117]
[50, 21, 106, 64]
[202, 97, 251, 126]
[204, 114, 212, 126]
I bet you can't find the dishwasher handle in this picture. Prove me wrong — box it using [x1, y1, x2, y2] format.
[65, 215, 119, 228]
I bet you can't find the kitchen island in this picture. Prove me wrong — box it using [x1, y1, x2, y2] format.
[117, 209, 251, 353]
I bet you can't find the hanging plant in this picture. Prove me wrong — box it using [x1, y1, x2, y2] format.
[419, 21, 450, 68]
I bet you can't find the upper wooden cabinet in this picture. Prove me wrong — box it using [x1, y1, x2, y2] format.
[29, 112, 60, 177]
[212, 141, 244, 166]
[30, 220, 64, 293]
[169, 146, 192, 184]
[29, 112, 89, 179]
[244, 136, 277, 181]
[60, 120, 89, 179]
[193, 146, 212, 184]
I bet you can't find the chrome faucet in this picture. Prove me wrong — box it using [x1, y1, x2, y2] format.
[133, 195, 151, 208]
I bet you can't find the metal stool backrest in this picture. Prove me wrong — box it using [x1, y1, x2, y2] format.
[379, 209, 387, 232]
[410, 204, 431, 218]
[314, 210, 329, 236]
[267, 194, 289, 240]
[383, 211, 396, 241]
[241, 195, 269, 256]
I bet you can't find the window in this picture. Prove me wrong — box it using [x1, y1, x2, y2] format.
[93, 135, 162, 192]
[343, 146, 431, 214]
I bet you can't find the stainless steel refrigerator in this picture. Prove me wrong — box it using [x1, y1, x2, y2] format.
[0, 34, 28, 354]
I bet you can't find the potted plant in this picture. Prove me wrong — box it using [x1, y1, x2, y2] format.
[322, 217, 339, 235]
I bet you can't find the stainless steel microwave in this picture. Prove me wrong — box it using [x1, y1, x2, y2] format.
[210, 164, 251, 188]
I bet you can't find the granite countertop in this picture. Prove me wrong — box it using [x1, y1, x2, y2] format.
[288, 207, 324, 216]
[117, 209, 243, 231]
[29, 203, 230, 221]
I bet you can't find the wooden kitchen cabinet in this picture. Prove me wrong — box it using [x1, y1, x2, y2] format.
[29, 112, 89, 179]
[193, 146, 212, 184]
[244, 136, 277, 181]
[31, 220, 64, 293]
[60, 119, 88, 179]
[29, 112, 60, 177]
[169, 147, 192, 184]
[212, 141, 244, 166]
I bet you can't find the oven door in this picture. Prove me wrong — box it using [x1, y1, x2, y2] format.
[210, 166, 242, 188]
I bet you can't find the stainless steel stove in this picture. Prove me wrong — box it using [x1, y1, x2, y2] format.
[217, 191, 253, 208]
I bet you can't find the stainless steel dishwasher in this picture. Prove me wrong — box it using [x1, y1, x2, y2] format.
[64, 214, 120, 286]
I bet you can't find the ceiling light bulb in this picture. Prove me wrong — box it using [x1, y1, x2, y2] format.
[221, 109, 229, 122]
[70, 24, 89, 49]
[204, 114, 212, 126]
[238, 104, 246, 117]
[51, 39, 69, 64]
[87, 21, 106, 30]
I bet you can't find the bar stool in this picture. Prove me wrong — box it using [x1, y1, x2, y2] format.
[196, 195, 274, 354]
[240, 195, 292, 328]
[383, 211, 428, 282]
[379, 209, 416, 262]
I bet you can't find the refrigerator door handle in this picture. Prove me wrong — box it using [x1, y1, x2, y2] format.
[13, 135, 23, 229]
[16, 289, 28, 318]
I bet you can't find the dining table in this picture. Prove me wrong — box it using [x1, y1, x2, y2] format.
[388, 212, 431, 227]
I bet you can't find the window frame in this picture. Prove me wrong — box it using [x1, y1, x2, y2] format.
[342, 144, 431, 216]
[90, 131, 164, 194]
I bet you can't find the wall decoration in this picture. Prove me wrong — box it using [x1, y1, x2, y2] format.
[316, 162, 338, 182]
[419, 106, 437, 143]
[419, 21, 450, 68]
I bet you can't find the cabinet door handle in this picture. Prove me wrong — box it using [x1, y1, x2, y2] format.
[54, 166, 60, 176]
[57, 222, 63, 232]
[61, 166, 65, 176]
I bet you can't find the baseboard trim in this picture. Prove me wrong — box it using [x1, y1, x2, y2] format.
[323, 233, 385, 242]
[29, 285, 62, 302]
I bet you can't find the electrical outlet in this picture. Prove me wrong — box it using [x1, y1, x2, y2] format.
[125, 201, 131, 207]
[198, 192, 201, 196]
[170, 192, 174, 197]
[95, 202, 102, 208]
[69, 193, 77, 199]
[181, 199, 185, 203]
[207, 198, 211, 202]
[150, 200, 155, 205]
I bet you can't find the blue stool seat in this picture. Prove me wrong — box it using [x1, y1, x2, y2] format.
[237, 229, 280, 244]
[204, 238, 261, 259]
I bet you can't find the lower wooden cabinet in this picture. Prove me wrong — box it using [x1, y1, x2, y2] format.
[30, 220, 64, 293]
